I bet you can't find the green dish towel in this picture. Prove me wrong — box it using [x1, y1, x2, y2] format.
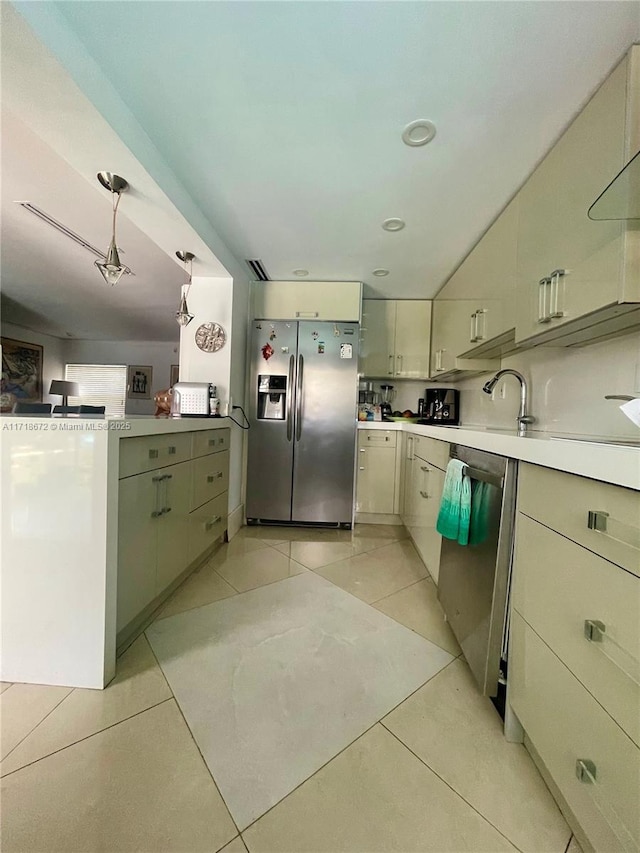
[436, 459, 471, 545]
[469, 480, 495, 546]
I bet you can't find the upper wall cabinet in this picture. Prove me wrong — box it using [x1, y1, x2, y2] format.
[429, 300, 499, 380]
[252, 281, 362, 321]
[439, 198, 519, 360]
[360, 299, 432, 379]
[515, 46, 640, 347]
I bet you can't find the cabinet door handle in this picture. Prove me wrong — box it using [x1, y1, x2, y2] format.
[208, 438, 216, 446]
[207, 472, 223, 482]
[470, 313, 477, 343]
[149, 449, 159, 460]
[388, 354, 394, 375]
[587, 510, 609, 532]
[420, 465, 430, 498]
[168, 446, 177, 455]
[537, 278, 552, 324]
[397, 354, 403, 373]
[151, 475, 164, 517]
[205, 515, 222, 531]
[296, 311, 318, 318]
[435, 349, 446, 372]
[549, 269, 566, 319]
[575, 758, 597, 784]
[475, 309, 486, 341]
[359, 466, 365, 471]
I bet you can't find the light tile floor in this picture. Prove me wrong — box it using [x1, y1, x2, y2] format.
[0, 524, 577, 853]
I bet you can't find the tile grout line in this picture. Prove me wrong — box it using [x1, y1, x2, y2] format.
[240, 657, 459, 836]
[1, 686, 74, 765]
[380, 722, 527, 853]
[563, 835, 574, 853]
[0, 697, 174, 779]
[144, 638, 242, 839]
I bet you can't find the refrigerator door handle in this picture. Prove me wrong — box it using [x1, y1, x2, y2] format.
[286, 354, 295, 441]
[295, 354, 304, 441]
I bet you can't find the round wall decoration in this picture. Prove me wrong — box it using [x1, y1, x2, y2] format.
[194, 322, 227, 353]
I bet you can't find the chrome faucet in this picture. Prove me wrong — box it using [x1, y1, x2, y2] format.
[483, 369, 535, 435]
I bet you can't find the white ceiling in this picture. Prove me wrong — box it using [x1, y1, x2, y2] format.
[2, 0, 639, 345]
[40, 0, 639, 298]
[1, 110, 187, 341]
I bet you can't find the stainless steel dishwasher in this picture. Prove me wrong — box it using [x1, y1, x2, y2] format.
[437, 444, 518, 700]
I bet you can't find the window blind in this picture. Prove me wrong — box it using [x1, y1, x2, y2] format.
[65, 364, 127, 416]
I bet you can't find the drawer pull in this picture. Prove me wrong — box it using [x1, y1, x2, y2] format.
[584, 619, 605, 643]
[207, 472, 224, 482]
[208, 438, 216, 446]
[419, 490, 428, 499]
[584, 619, 640, 686]
[587, 510, 609, 532]
[359, 448, 366, 453]
[575, 758, 596, 784]
[205, 516, 222, 531]
[168, 446, 177, 455]
[149, 449, 159, 459]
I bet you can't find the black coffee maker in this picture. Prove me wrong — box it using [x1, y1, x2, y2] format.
[423, 388, 459, 425]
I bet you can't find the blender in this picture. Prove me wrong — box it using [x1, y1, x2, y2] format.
[379, 384, 395, 420]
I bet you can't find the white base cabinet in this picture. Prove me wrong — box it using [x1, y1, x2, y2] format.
[509, 463, 640, 852]
[117, 429, 230, 639]
[401, 435, 449, 584]
[355, 430, 399, 515]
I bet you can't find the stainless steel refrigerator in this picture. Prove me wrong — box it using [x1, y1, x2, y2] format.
[246, 320, 359, 526]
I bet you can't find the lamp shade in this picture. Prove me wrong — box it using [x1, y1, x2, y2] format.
[49, 380, 80, 397]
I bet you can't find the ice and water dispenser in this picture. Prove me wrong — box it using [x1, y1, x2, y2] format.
[257, 375, 287, 420]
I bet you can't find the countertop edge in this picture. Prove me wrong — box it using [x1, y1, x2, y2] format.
[356, 422, 640, 491]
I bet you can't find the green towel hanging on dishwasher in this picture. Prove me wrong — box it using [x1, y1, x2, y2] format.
[469, 480, 494, 546]
[436, 459, 471, 545]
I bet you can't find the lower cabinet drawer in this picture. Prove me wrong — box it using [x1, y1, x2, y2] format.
[189, 492, 228, 564]
[518, 463, 640, 576]
[513, 514, 640, 745]
[413, 436, 449, 470]
[120, 433, 192, 478]
[358, 430, 397, 449]
[510, 612, 640, 853]
[192, 428, 230, 459]
[191, 451, 230, 511]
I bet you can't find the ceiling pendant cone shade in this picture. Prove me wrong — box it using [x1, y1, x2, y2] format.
[175, 250, 195, 326]
[95, 238, 126, 286]
[176, 293, 194, 326]
[95, 172, 129, 285]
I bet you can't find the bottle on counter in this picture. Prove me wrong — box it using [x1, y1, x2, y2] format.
[418, 398, 425, 418]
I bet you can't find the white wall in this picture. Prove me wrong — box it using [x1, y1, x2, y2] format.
[1, 322, 66, 405]
[64, 339, 179, 414]
[456, 332, 640, 438]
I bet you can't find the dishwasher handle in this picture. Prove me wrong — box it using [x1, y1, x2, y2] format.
[460, 463, 504, 489]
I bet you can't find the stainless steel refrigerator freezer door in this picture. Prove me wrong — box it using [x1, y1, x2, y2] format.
[292, 321, 359, 524]
[246, 321, 299, 521]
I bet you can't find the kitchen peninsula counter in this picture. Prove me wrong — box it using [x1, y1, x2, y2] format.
[357, 421, 640, 491]
[1, 416, 231, 690]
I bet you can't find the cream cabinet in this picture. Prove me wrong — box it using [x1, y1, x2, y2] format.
[439, 199, 518, 359]
[401, 434, 449, 584]
[509, 463, 640, 852]
[360, 300, 432, 379]
[252, 280, 362, 321]
[515, 47, 640, 347]
[429, 300, 498, 380]
[117, 428, 230, 639]
[355, 430, 398, 515]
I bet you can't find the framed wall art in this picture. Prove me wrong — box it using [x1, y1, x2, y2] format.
[1, 337, 43, 412]
[170, 364, 180, 387]
[127, 365, 153, 399]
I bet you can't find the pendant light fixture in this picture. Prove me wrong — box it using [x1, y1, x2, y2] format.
[175, 250, 195, 326]
[95, 172, 129, 286]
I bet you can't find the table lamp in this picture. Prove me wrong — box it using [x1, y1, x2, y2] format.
[49, 380, 80, 406]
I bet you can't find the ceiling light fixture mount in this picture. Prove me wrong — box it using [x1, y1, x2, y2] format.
[292, 269, 309, 277]
[175, 250, 195, 327]
[402, 119, 437, 147]
[372, 269, 390, 276]
[95, 172, 129, 286]
[382, 218, 405, 232]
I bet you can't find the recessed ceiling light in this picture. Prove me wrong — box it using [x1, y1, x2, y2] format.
[402, 119, 437, 147]
[382, 218, 405, 232]
[292, 269, 309, 277]
[373, 269, 390, 276]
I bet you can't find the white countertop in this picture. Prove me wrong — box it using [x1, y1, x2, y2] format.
[1, 414, 231, 440]
[357, 421, 640, 491]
